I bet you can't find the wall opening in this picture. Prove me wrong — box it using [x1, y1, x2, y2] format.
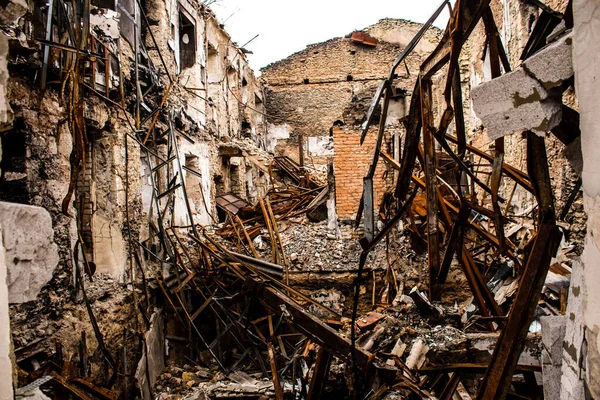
[179, 10, 196, 70]
[241, 121, 252, 138]
[0, 127, 28, 204]
[303, 78, 310, 84]
[92, 0, 115, 9]
[346, 75, 353, 81]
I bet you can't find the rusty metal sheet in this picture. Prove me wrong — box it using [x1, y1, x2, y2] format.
[349, 31, 378, 47]
[216, 193, 250, 215]
[356, 311, 386, 331]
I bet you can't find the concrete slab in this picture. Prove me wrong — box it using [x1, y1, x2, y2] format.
[0, 202, 59, 304]
[523, 33, 574, 90]
[471, 68, 562, 140]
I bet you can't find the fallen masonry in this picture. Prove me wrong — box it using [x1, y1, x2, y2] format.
[0, 0, 598, 399]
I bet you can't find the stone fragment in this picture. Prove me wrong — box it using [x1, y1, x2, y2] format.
[405, 339, 429, 370]
[541, 316, 566, 364]
[0, 202, 59, 304]
[523, 33, 574, 90]
[182, 371, 198, 382]
[471, 68, 562, 140]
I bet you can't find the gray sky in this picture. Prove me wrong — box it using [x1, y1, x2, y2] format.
[210, 0, 452, 73]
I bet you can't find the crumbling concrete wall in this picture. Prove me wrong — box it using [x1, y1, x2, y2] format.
[0, 0, 269, 395]
[561, 1, 600, 398]
[0, 202, 59, 303]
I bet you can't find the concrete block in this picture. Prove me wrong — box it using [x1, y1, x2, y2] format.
[523, 33, 574, 90]
[0, 202, 59, 304]
[540, 316, 566, 400]
[471, 68, 562, 140]
[541, 316, 567, 364]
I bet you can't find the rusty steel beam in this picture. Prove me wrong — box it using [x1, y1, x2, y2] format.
[420, 77, 442, 301]
[259, 283, 373, 369]
[477, 133, 561, 400]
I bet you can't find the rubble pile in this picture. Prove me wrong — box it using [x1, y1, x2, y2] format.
[0, 0, 591, 396]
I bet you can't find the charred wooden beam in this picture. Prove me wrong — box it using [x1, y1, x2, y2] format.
[307, 347, 333, 400]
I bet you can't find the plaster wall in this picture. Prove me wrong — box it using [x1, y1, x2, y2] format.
[562, 0, 600, 397]
[0, 225, 14, 399]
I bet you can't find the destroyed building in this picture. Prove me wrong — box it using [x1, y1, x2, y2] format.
[0, 0, 599, 399]
[261, 19, 443, 220]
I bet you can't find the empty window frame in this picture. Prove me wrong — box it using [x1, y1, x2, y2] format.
[179, 10, 196, 70]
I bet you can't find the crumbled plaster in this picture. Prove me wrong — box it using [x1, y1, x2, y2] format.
[90, 8, 121, 40]
[308, 136, 334, 156]
[0, 202, 59, 304]
[266, 123, 291, 154]
[92, 213, 127, 279]
[175, 139, 213, 227]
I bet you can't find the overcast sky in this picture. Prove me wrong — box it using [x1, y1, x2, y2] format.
[210, 0, 452, 73]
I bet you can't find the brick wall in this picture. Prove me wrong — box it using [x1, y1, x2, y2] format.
[333, 127, 390, 219]
[261, 18, 442, 167]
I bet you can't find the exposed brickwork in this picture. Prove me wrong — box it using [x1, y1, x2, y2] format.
[261, 19, 442, 166]
[333, 127, 390, 219]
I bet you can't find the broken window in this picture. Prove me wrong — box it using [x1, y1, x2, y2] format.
[118, 0, 136, 47]
[179, 10, 196, 70]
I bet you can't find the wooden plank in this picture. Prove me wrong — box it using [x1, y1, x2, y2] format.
[259, 198, 279, 264]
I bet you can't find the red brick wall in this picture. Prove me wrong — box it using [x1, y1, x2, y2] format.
[333, 127, 389, 219]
